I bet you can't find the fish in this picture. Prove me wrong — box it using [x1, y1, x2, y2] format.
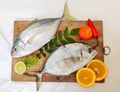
[11, 1, 77, 58]
[12, 18, 61, 58]
[25, 43, 98, 91]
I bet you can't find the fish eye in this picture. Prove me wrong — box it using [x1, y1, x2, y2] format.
[13, 47, 17, 51]
[14, 48, 17, 51]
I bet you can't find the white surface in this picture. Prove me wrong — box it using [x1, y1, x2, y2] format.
[0, 0, 120, 92]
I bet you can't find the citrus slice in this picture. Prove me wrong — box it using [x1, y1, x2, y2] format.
[76, 68, 96, 87]
[87, 59, 108, 81]
[14, 61, 26, 74]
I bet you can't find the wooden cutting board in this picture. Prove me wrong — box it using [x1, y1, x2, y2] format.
[11, 20, 104, 82]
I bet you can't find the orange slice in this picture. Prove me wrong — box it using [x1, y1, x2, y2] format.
[87, 59, 108, 81]
[76, 68, 96, 87]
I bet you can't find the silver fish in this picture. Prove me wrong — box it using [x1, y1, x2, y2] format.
[25, 43, 98, 91]
[12, 18, 61, 58]
[43, 43, 97, 75]
[11, 1, 76, 58]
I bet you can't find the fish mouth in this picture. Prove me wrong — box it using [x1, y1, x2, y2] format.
[11, 50, 16, 57]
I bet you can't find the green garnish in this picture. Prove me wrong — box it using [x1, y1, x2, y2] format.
[64, 27, 76, 43]
[25, 27, 79, 60]
[70, 28, 79, 35]
[53, 37, 60, 47]
[36, 53, 41, 59]
[58, 31, 68, 44]
[49, 39, 54, 48]
[24, 56, 39, 67]
[44, 44, 50, 53]
[39, 48, 46, 57]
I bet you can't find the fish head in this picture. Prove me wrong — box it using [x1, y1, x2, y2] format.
[11, 39, 26, 58]
[80, 44, 98, 59]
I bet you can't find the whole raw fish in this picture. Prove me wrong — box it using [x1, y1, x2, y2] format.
[11, 1, 76, 58]
[25, 43, 98, 90]
[12, 18, 61, 58]
[43, 43, 97, 75]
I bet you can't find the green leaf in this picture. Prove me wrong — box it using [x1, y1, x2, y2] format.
[49, 39, 54, 48]
[39, 48, 46, 57]
[64, 27, 76, 43]
[53, 37, 60, 47]
[47, 48, 53, 53]
[64, 27, 69, 38]
[36, 53, 41, 59]
[44, 44, 50, 53]
[58, 31, 68, 44]
[70, 28, 79, 35]
[65, 37, 76, 43]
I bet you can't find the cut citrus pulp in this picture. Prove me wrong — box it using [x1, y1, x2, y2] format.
[76, 68, 96, 87]
[87, 59, 108, 81]
[14, 61, 26, 74]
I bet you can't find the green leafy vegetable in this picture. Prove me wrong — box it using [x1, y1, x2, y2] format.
[39, 48, 46, 57]
[70, 28, 79, 35]
[49, 39, 54, 48]
[53, 37, 60, 47]
[36, 53, 41, 59]
[65, 37, 76, 43]
[64, 27, 76, 43]
[58, 31, 68, 44]
[64, 27, 69, 37]
[24, 56, 38, 67]
[44, 44, 51, 53]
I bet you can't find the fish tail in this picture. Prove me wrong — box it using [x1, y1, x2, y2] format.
[24, 71, 38, 76]
[57, 75, 67, 82]
[36, 73, 43, 91]
[24, 71, 43, 91]
[62, 1, 76, 20]
[31, 18, 39, 23]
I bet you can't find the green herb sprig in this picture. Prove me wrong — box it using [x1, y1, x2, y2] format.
[36, 27, 79, 59]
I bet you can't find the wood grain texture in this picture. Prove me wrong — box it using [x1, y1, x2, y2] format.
[11, 20, 104, 82]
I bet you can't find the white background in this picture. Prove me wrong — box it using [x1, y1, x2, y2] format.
[0, 0, 120, 92]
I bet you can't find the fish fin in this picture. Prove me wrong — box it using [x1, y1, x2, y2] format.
[63, 1, 76, 20]
[32, 18, 39, 23]
[36, 73, 43, 91]
[57, 76, 67, 82]
[24, 71, 37, 77]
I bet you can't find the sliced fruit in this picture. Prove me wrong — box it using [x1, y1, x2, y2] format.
[87, 59, 108, 81]
[14, 61, 26, 74]
[76, 68, 96, 87]
[78, 26, 93, 40]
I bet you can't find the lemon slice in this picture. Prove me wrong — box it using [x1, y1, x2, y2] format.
[14, 61, 26, 74]
[76, 68, 96, 87]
